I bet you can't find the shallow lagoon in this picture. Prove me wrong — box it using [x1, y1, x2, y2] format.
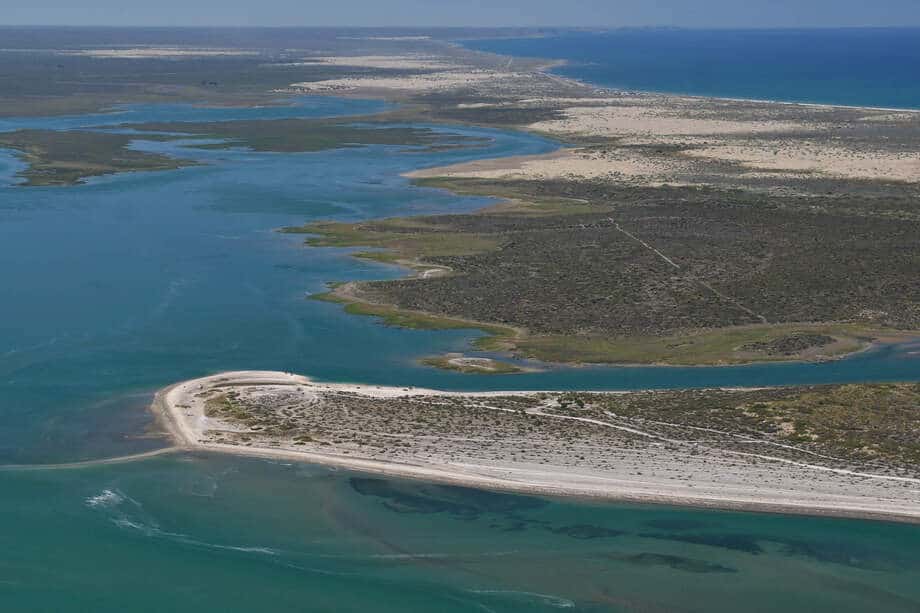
[1, 98, 917, 464]
[1, 97, 919, 611]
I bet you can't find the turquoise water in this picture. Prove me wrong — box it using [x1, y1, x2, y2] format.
[462, 28, 920, 109]
[4, 456, 920, 612]
[1, 97, 919, 610]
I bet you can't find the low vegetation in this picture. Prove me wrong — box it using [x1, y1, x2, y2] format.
[572, 383, 920, 469]
[202, 382, 920, 473]
[0, 130, 190, 186]
[129, 118, 484, 153]
[0, 118, 483, 186]
[312, 290, 515, 336]
[297, 178, 919, 365]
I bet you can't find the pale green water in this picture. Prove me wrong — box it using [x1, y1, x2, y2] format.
[1, 97, 919, 611]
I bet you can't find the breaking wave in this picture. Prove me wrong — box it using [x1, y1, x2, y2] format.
[84, 487, 279, 556]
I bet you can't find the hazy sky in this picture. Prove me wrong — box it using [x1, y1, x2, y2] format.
[4, 0, 920, 28]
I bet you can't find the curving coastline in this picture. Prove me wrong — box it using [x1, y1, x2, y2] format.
[152, 371, 920, 524]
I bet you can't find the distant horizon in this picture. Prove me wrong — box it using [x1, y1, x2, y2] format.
[5, 0, 920, 29]
[3, 24, 920, 31]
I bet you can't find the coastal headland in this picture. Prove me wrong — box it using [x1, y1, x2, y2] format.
[152, 371, 920, 523]
[279, 48, 920, 369]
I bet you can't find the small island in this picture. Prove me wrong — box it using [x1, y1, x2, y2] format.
[419, 354, 534, 374]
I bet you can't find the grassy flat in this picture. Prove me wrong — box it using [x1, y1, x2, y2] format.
[129, 119, 482, 153]
[0, 130, 189, 186]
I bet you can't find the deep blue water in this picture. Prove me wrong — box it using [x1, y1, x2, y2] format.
[462, 28, 920, 109]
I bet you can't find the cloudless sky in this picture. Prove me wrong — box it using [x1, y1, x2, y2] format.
[3, 0, 920, 28]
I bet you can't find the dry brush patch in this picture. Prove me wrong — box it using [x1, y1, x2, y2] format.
[198, 382, 920, 475]
[299, 179, 920, 365]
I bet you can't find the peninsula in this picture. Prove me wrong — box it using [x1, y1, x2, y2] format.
[153, 371, 920, 523]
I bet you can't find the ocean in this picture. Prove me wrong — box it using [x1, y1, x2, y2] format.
[462, 28, 920, 109]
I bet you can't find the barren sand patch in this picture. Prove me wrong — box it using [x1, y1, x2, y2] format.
[408, 147, 688, 183]
[529, 100, 804, 138]
[288, 69, 528, 93]
[306, 55, 455, 70]
[685, 139, 920, 183]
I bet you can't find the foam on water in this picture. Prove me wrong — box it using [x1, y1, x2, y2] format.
[85, 485, 279, 556]
[470, 590, 576, 608]
[84, 488, 126, 509]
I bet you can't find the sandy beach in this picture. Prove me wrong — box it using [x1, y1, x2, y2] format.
[152, 371, 920, 524]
